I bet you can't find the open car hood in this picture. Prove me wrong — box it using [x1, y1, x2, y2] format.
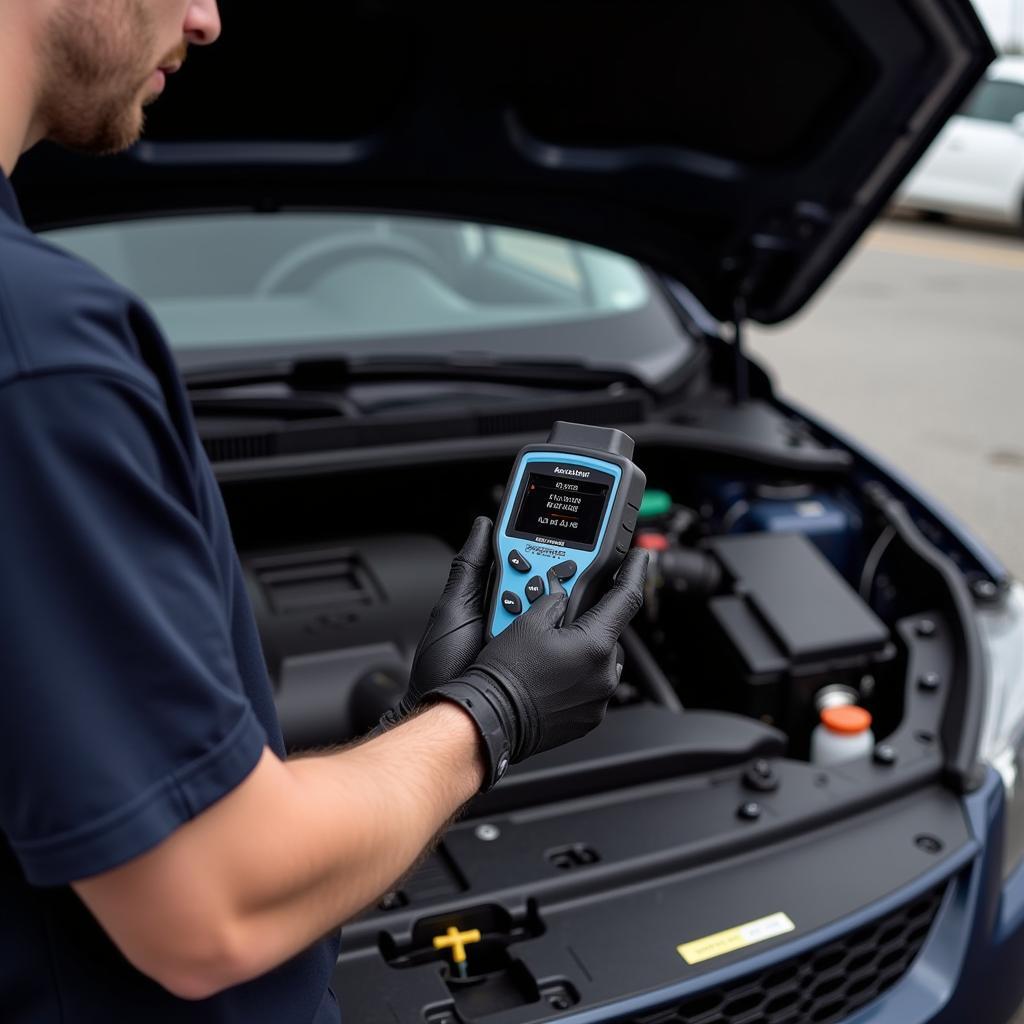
[12, 0, 994, 324]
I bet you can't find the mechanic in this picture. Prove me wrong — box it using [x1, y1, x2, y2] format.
[0, 2, 649, 1021]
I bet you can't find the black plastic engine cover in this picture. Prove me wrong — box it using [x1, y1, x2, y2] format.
[241, 534, 454, 746]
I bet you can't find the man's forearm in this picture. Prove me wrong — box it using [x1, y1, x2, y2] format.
[245, 702, 486, 959]
[74, 701, 485, 999]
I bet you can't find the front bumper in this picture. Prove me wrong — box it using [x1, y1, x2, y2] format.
[856, 767, 1024, 1024]
[567, 768, 1024, 1024]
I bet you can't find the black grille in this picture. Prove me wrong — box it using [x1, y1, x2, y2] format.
[632, 884, 946, 1024]
[202, 433, 275, 462]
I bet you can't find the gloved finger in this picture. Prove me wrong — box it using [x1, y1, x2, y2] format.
[457, 516, 493, 569]
[545, 565, 567, 600]
[443, 517, 493, 597]
[571, 549, 649, 639]
[529, 583, 569, 628]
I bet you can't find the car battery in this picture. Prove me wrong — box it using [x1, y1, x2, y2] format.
[700, 532, 894, 741]
[722, 485, 862, 577]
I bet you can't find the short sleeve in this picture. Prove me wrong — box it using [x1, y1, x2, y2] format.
[0, 371, 266, 886]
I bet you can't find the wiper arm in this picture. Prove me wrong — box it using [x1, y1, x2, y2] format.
[184, 353, 651, 394]
[186, 358, 356, 419]
[185, 357, 353, 392]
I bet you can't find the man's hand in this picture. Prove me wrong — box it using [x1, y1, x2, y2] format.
[385, 517, 492, 724]
[432, 548, 649, 787]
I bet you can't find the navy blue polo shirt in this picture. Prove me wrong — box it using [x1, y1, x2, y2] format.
[0, 172, 340, 1023]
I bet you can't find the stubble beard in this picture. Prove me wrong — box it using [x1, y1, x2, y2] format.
[37, 0, 161, 156]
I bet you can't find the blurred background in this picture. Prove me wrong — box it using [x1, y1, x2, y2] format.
[974, 0, 1024, 48]
[749, 0, 1024, 583]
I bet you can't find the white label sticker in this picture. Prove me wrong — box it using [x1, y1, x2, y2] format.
[677, 912, 796, 965]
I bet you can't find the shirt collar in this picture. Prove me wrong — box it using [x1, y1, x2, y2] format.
[0, 171, 26, 226]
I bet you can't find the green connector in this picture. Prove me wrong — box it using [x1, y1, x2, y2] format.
[639, 489, 672, 519]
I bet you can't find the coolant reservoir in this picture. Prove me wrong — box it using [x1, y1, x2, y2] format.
[811, 705, 874, 766]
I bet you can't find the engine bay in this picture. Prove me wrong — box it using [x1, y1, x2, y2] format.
[216, 402, 983, 1024]
[230, 424, 966, 774]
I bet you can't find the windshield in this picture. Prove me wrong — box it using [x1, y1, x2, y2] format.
[42, 213, 691, 369]
[45, 213, 696, 387]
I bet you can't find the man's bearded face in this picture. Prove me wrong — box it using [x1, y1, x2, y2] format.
[38, 0, 188, 156]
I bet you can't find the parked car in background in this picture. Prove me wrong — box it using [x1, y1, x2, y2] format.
[897, 56, 1024, 230]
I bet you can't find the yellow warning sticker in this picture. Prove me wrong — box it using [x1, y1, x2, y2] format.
[677, 912, 795, 965]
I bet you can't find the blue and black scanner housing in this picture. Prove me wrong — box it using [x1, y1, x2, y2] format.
[486, 421, 646, 639]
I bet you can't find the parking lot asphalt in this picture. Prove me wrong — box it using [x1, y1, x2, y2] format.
[748, 215, 1024, 581]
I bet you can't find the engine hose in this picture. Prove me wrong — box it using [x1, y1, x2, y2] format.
[620, 625, 684, 713]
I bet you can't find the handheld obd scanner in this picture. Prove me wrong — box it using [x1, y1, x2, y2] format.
[486, 421, 646, 639]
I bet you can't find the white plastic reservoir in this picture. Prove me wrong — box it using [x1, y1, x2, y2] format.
[811, 705, 875, 766]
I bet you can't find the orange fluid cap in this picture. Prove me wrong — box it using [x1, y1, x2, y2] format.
[821, 705, 873, 735]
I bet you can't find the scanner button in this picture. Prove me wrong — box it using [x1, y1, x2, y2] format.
[501, 591, 523, 615]
[507, 550, 531, 573]
[551, 560, 577, 582]
[525, 576, 545, 603]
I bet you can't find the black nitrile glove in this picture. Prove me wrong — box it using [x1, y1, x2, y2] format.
[380, 517, 493, 729]
[431, 548, 649, 789]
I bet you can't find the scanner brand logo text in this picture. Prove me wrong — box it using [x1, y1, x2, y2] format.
[553, 466, 591, 478]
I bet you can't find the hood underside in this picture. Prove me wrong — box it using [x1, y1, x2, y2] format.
[12, 0, 994, 324]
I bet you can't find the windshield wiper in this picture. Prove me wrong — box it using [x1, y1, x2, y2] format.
[184, 354, 652, 396]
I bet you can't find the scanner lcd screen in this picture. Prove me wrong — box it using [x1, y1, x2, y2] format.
[514, 473, 610, 547]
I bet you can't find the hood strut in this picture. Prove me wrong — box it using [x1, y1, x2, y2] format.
[731, 296, 749, 405]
